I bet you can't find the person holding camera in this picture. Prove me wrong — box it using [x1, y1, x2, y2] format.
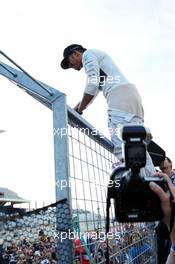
[150, 172, 175, 264]
[156, 157, 175, 264]
[60, 44, 155, 176]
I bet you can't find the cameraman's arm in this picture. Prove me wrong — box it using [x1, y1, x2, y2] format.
[149, 173, 175, 264]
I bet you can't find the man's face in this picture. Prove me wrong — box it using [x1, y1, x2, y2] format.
[162, 159, 172, 176]
[68, 51, 83, 70]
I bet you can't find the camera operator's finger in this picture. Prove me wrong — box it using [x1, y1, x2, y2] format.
[153, 172, 175, 201]
[149, 182, 169, 205]
[153, 172, 169, 179]
[161, 174, 175, 201]
[149, 182, 171, 222]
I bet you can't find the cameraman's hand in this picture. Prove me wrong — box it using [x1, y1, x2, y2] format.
[149, 172, 175, 244]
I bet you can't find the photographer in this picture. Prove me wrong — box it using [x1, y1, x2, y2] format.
[155, 157, 175, 264]
[149, 172, 175, 264]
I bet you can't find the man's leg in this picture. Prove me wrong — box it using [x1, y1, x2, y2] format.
[145, 152, 155, 176]
[108, 111, 155, 176]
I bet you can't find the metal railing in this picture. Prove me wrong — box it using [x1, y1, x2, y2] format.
[66, 108, 157, 264]
[0, 58, 157, 264]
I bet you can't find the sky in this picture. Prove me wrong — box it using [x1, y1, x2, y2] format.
[0, 0, 175, 206]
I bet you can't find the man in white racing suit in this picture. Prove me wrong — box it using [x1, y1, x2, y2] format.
[60, 44, 155, 176]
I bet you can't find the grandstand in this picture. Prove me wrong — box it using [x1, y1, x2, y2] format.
[0, 187, 29, 207]
[0, 187, 29, 217]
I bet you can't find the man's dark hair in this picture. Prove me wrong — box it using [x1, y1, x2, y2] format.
[159, 156, 172, 171]
[75, 47, 87, 53]
[61, 44, 87, 69]
[165, 157, 172, 163]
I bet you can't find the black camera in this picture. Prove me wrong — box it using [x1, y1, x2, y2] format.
[108, 125, 167, 222]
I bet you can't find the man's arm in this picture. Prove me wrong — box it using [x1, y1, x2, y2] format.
[74, 50, 101, 114]
[76, 93, 95, 113]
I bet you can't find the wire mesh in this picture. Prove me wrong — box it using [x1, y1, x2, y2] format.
[69, 125, 116, 232]
[67, 120, 157, 264]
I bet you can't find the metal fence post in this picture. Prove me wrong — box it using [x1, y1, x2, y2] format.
[52, 95, 73, 264]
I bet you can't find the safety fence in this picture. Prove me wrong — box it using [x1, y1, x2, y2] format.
[0, 59, 158, 263]
[0, 107, 157, 264]
[66, 109, 157, 264]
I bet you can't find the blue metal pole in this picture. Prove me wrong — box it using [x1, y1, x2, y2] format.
[52, 95, 73, 263]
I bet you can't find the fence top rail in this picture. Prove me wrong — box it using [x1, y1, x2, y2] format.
[67, 106, 114, 154]
[0, 59, 114, 154]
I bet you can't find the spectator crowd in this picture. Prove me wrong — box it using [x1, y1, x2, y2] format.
[0, 230, 57, 264]
[0, 156, 174, 264]
[0, 223, 155, 264]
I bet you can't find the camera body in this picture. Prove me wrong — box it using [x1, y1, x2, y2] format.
[109, 125, 167, 222]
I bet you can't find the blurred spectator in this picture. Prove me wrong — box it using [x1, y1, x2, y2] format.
[128, 232, 152, 264]
[74, 238, 90, 264]
[115, 245, 129, 264]
[159, 157, 175, 184]
[94, 248, 104, 263]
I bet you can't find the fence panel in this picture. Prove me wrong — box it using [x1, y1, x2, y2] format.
[67, 109, 157, 264]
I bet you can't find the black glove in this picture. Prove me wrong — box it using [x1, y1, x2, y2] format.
[75, 109, 83, 115]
